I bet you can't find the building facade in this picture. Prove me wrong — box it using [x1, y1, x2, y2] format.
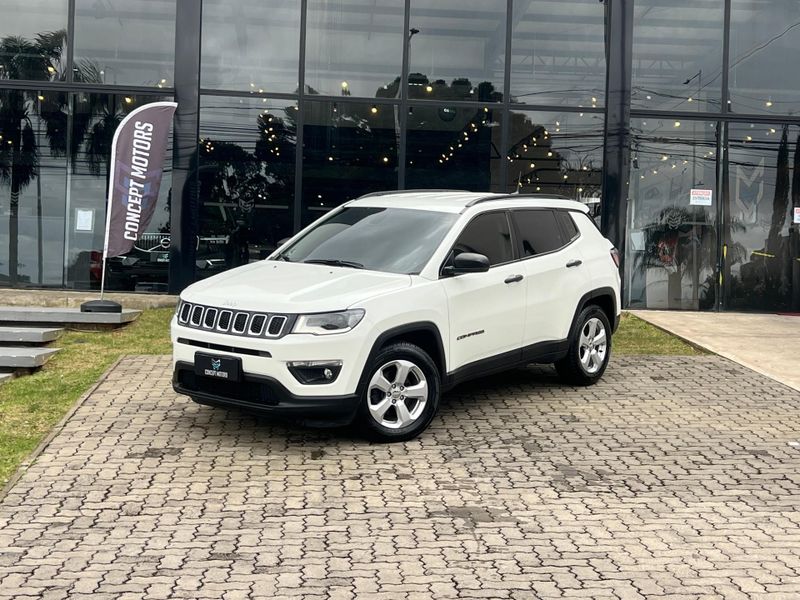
[1, 0, 799, 311]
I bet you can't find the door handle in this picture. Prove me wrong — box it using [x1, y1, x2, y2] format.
[566, 259, 583, 268]
[504, 274, 524, 284]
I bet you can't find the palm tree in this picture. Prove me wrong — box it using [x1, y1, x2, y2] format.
[0, 30, 66, 285]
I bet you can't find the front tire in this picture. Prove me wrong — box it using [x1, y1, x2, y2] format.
[555, 305, 611, 386]
[357, 342, 440, 442]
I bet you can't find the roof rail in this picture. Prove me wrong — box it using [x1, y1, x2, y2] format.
[357, 189, 468, 199]
[465, 193, 573, 207]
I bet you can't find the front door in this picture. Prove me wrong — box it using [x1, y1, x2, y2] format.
[441, 211, 526, 371]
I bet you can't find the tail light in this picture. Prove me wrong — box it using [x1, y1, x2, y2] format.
[610, 248, 621, 268]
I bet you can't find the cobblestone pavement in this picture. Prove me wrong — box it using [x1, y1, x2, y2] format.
[1, 355, 800, 600]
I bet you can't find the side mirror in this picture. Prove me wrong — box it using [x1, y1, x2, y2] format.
[444, 252, 490, 276]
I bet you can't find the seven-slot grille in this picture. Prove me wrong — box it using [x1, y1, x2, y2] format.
[177, 301, 290, 338]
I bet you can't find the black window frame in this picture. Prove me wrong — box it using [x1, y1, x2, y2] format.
[510, 208, 581, 260]
[439, 209, 518, 276]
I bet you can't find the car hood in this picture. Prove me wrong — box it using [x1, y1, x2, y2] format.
[182, 260, 412, 313]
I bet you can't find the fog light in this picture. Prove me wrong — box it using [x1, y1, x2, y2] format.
[287, 361, 342, 385]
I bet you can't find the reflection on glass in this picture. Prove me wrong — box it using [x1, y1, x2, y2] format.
[202, 0, 300, 93]
[73, 0, 176, 87]
[409, 0, 506, 103]
[406, 104, 501, 192]
[0, 1, 68, 82]
[631, 0, 724, 112]
[67, 93, 172, 291]
[729, 1, 800, 115]
[510, 0, 605, 108]
[306, 0, 404, 98]
[302, 100, 398, 225]
[625, 118, 719, 310]
[506, 110, 604, 204]
[0, 90, 67, 287]
[725, 123, 800, 311]
[198, 97, 297, 276]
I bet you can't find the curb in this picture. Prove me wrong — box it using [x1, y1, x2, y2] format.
[0, 356, 127, 501]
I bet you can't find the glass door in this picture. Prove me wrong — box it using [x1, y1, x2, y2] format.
[722, 122, 800, 312]
[626, 118, 720, 310]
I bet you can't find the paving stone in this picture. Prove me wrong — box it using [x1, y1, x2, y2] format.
[1, 354, 799, 599]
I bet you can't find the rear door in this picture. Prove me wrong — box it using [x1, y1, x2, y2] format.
[511, 209, 591, 348]
[441, 211, 526, 371]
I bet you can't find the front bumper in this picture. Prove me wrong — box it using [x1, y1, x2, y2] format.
[173, 361, 360, 425]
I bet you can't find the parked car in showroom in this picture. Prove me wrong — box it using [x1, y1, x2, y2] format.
[172, 191, 621, 441]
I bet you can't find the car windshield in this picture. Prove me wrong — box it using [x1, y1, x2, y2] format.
[275, 207, 458, 274]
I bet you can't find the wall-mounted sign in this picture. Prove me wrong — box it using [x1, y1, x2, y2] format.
[690, 188, 713, 206]
[75, 208, 94, 232]
[794, 207, 800, 224]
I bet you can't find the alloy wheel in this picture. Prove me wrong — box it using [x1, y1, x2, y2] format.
[578, 317, 607, 375]
[367, 359, 429, 429]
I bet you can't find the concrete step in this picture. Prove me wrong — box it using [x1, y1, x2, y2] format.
[0, 307, 140, 327]
[0, 326, 63, 344]
[0, 372, 14, 385]
[0, 347, 60, 369]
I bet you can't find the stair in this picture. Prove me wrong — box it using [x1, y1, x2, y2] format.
[0, 305, 142, 384]
[0, 326, 62, 344]
[0, 347, 60, 369]
[0, 307, 140, 327]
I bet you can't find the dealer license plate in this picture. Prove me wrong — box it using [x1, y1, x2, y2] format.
[194, 353, 241, 382]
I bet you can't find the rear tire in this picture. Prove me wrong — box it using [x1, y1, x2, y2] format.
[555, 305, 611, 386]
[357, 342, 440, 442]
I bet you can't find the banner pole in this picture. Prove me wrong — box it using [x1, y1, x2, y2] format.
[81, 100, 178, 313]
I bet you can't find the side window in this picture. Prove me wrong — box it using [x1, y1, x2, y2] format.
[556, 211, 579, 241]
[513, 210, 565, 257]
[451, 212, 513, 266]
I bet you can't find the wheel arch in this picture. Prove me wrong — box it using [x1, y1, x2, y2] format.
[362, 322, 447, 386]
[571, 287, 618, 334]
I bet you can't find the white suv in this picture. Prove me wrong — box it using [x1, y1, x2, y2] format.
[172, 191, 621, 441]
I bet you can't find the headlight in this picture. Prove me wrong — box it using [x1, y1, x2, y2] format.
[292, 309, 365, 335]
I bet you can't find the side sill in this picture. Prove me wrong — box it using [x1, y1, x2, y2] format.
[443, 339, 568, 391]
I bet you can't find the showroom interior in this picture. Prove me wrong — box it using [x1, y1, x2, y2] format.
[1, 0, 799, 312]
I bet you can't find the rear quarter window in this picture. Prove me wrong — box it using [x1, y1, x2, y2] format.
[512, 209, 566, 257]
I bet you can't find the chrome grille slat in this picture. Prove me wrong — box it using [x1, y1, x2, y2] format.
[217, 310, 232, 331]
[249, 314, 267, 335]
[232, 312, 249, 334]
[178, 302, 192, 323]
[203, 308, 218, 329]
[180, 303, 289, 338]
[267, 315, 287, 337]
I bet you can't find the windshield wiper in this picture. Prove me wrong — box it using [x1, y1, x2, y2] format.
[304, 259, 364, 269]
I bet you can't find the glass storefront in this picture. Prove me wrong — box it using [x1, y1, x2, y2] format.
[2, 0, 800, 313]
[73, 0, 176, 87]
[510, 0, 606, 108]
[724, 123, 800, 311]
[201, 0, 300, 93]
[198, 96, 296, 275]
[406, 104, 502, 192]
[302, 99, 398, 226]
[631, 0, 724, 112]
[626, 119, 719, 309]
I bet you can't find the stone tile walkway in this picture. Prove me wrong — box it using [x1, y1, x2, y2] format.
[632, 310, 800, 393]
[1, 355, 799, 599]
